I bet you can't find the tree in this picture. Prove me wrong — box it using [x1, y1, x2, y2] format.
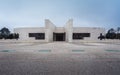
[15, 33, 19, 40]
[116, 27, 120, 39]
[117, 27, 120, 33]
[98, 33, 105, 40]
[0, 27, 10, 39]
[106, 28, 116, 39]
[9, 34, 14, 39]
[0, 27, 19, 40]
[107, 28, 116, 33]
[0, 30, 3, 39]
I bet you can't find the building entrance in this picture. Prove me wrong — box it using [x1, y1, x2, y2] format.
[53, 33, 65, 41]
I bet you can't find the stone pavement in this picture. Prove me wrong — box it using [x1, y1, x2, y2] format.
[0, 42, 120, 75]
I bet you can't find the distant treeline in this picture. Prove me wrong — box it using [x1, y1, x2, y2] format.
[0, 27, 19, 40]
[98, 27, 120, 40]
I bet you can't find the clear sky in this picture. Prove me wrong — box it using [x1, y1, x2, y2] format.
[0, 0, 120, 31]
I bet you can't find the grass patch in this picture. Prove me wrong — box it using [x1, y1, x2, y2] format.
[105, 50, 120, 52]
[0, 50, 15, 52]
[38, 50, 51, 52]
[72, 50, 85, 52]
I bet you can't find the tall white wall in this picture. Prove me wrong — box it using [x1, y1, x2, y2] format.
[45, 19, 56, 42]
[64, 19, 73, 42]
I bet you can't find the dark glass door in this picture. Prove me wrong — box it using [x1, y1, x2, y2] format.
[53, 33, 65, 41]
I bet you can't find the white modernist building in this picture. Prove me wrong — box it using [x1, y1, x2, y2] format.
[14, 19, 105, 42]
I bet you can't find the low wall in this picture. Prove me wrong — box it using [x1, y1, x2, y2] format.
[0, 39, 48, 43]
[0, 39, 120, 43]
[72, 39, 120, 43]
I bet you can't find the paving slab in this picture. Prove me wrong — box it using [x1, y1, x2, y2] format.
[0, 42, 120, 75]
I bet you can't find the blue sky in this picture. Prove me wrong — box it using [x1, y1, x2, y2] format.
[0, 0, 120, 31]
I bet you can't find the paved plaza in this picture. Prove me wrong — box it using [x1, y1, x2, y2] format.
[0, 42, 120, 75]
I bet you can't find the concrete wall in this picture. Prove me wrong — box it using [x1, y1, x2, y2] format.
[45, 19, 56, 42]
[73, 27, 105, 42]
[14, 27, 48, 42]
[64, 19, 73, 42]
[54, 27, 65, 33]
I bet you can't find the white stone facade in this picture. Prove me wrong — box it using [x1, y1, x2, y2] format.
[14, 19, 105, 42]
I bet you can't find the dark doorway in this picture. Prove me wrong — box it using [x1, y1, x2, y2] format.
[53, 33, 65, 41]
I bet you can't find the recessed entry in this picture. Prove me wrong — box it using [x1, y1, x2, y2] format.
[0, 50, 15, 52]
[53, 33, 66, 41]
[38, 50, 51, 52]
[105, 50, 120, 52]
[72, 50, 85, 52]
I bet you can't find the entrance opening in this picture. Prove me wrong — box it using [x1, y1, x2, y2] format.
[53, 33, 65, 41]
